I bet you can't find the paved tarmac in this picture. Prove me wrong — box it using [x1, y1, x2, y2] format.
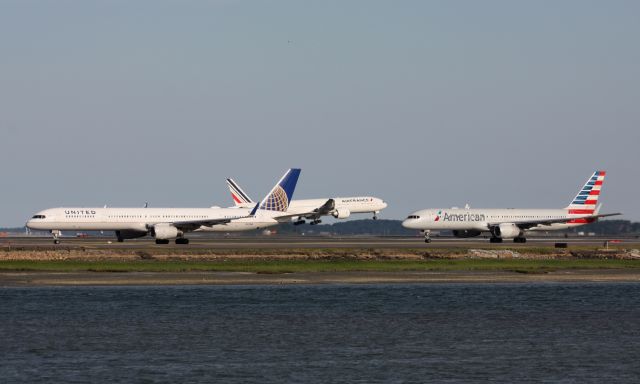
[1, 235, 637, 250]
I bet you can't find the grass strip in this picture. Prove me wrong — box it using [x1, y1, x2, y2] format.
[1, 259, 640, 273]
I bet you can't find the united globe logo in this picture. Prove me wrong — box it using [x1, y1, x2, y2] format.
[260, 186, 289, 211]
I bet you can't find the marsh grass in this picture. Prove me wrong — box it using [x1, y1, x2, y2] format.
[1, 258, 640, 273]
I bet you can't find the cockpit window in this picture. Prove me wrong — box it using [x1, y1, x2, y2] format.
[32, 215, 46, 219]
[406, 215, 420, 219]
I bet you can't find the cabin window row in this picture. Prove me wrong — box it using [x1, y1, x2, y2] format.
[106, 215, 208, 219]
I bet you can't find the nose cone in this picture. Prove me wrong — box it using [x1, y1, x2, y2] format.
[26, 219, 39, 230]
[379, 200, 388, 209]
[402, 212, 423, 229]
[401, 219, 414, 229]
[27, 210, 50, 230]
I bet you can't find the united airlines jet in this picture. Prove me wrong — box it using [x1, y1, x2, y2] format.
[402, 171, 621, 243]
[27, 169, 301, 244]
[226, 178, 387, 225]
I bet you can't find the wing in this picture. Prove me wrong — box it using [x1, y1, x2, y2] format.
[166, 216, 251, 232]
[274, 199, 336, 221]
[490, 213, 622, 230]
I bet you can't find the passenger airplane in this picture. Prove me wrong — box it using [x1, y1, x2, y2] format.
[27, 169, 301, 244]
[402, 171, 621, 243]
[226, 178, 387, 225]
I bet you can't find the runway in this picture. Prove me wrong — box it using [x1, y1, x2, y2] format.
[1, 235, 638, 250]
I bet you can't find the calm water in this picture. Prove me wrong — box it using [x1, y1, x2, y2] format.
[1, 283, 640, 383]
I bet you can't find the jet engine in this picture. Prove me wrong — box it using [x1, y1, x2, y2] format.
[152, 223, 181, 240]
[492, 223, 522, 239]
[452, 230, 482, 238]
[332, 208, 351, 219]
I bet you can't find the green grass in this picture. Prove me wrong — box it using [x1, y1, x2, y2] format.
[1, 259, 640, 273]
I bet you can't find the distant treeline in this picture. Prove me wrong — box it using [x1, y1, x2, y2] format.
[2, 219, 639, 237]
[566, 220, 640, 236]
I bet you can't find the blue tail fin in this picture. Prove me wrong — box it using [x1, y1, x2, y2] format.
[250, 168, 301, 215]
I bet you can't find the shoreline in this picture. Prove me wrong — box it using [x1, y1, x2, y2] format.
[3, 269, 640, 286]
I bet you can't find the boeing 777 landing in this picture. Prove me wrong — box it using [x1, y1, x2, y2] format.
[226, 178, 387, 225]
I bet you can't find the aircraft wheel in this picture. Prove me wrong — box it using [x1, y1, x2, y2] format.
[424, 238, 431, 243]
[490, 237, 503, 243]
[53, 239, 60, 245]
[175, 238, 190, 245]
[155, 239, 170, 245]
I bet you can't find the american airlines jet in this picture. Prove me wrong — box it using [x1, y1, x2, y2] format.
[402, 171, 621, 243]
[27, 169, 301, 244]
[226, 178, 387, 225]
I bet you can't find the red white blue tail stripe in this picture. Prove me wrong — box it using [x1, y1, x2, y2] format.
[566, 171, 606, 221]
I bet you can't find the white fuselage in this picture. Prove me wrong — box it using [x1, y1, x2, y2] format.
[283, 197, 387, 219]
[402, 208, 592, 233]
[26, 207, 280, 233]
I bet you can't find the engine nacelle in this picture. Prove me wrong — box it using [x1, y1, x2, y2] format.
[332, 208, 351, 219]
[492, 223, 522, 239]
[452, 230, 482, 238]
[152, 223, 181, 240]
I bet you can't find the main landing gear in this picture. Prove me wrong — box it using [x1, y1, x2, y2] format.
[155, 238, 190, 245]
[309, 219, 322, 225]
[489, 237, 503, 243]
[293, 219, 306, 226]
[51, 230, 61, 245]
[423, 230, 431, 243]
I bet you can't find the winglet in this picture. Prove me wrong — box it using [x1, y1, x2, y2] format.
[249, 203, 260, 216]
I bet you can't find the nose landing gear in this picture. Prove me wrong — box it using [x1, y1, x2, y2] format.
[423, 230, 431, 243]
[51, 230, 61, 245]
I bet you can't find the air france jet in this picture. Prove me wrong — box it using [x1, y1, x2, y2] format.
[27, 168, 301, 245]
[402, 171, 621, 243]
[226, 178, 387, 225]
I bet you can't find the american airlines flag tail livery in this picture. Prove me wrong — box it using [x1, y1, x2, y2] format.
[226, 178, 388, 224]
[27, 168, 301, 245]
[565, 171, 606, 221]
[402, 171, 621, 243]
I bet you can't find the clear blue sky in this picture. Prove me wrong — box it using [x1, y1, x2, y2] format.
[1, 0, 639, 226]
